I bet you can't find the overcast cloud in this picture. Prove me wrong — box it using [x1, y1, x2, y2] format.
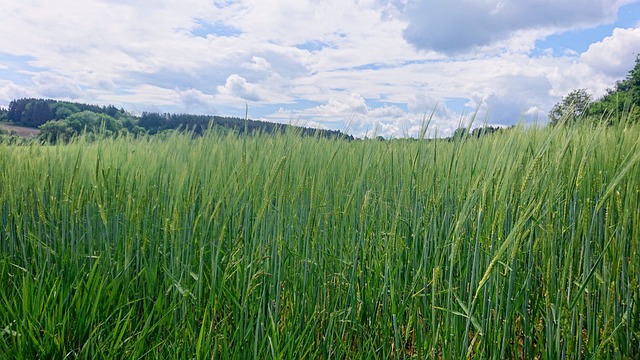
[1, 0, 639, 138]
[403, 0, 631, 55]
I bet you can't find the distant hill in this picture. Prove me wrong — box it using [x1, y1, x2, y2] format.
[4, 98, 353, 140]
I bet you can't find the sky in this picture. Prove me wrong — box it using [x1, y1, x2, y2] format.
[1, 0, 639, 138]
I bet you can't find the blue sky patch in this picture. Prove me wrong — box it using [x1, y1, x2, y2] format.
[191, 21, 242, 38]
[445, 98, 474, 114]
[535, 2, 640, 55]
[0, 54, 47, 85]
[368, 98, 409, 112]
[294, 40, 334, 52]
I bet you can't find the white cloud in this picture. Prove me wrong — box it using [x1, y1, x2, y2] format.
[315, 93, 369, 116]
[244, 56, 271, 72]
[0, 83, 34, 105]
[216, 74, 291, 104]
[581, 27, 640, 77]
[217, 74, 258, 101]
[32, 72, 85, 99]
[178, 89, 219, 114]
[97, 85, 180, 110]
[402, 0, 633, 55]
[368, 104, 406, 119]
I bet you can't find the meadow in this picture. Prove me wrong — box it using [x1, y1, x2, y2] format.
[0, 120, 638, 358]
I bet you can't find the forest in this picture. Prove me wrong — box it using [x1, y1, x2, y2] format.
[0, 98, 352, 143]
[548, 54, 640, 125]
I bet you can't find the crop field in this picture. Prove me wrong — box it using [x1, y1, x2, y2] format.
[0, 123, 41, 138]
[0, 121, 639, 358]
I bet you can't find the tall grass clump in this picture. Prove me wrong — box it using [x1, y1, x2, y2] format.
[0, 117, 638, 358]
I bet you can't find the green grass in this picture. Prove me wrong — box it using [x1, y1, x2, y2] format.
[0, 120, 639, 359]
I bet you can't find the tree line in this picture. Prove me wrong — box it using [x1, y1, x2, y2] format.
[137, 111, 348, 138]
[1, 99, 353, 143]
[549, 55, 640, 125]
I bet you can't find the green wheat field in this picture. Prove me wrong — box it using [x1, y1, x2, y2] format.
[1, 119, 639, 359]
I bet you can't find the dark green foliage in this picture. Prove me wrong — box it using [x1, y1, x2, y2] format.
[448, 125, 506, 141]
[586, 55, 640, 122]
[6, 98, 352, 141]
[65, 111, 122, 133]
[8, 98, 56, 127]
[548, 89, 592, 125]
[616, 54, 640, 105]
[6, 98, 28, 123]
[552, 55, 640, 126]
[118, 114, 146, 136]
[39, 111, 127, 143]
[470, 125, 503, 138]
[7, 98, 127, 128]
[138, 111, 168, 132]
[451, 126, 469, 139]
[587, 90, 639, 123]
[38, 120, 74, 143]
[50, 102, 79, 119]
[138, 111, 352, 139]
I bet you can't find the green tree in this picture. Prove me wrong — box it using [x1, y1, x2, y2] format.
[39, 111, 124, 143]
[548, 89, 592, 125]
[0, 107, 7, 122]
[118, 114, 146, 136]
[587, 90, 637, 123]
[450, 127, 469, 141]
[615, 54, 640, 106]
[139, 112, 168, 133]
[7, 98, 30, 123]
[583, 55, 640, 124]
[21, 99, 55, 127]
[64, 111, 122, 134]
[471, 126, 502, 138]
[50, 102, 80, 119]
[39, 120, 74, 143]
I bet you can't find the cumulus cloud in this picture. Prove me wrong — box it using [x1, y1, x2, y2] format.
[98, 85, 180, 110]
[244, 56, 271, 72]
[315, 93, 369, 116]
[407, 93, 444, 114]
[402, 0, 632, 55]
[0, 83, 34, 105]
[472, 74, 553, 125]
[368, 104, 406, 118]
[32, 72, 85, 99]
[540, 27, 640, 100]
[295, 91, 472, 138]
[216, 74, 263, 102]
[178, 89, 218, 114]
[581, 27, 640, 77]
